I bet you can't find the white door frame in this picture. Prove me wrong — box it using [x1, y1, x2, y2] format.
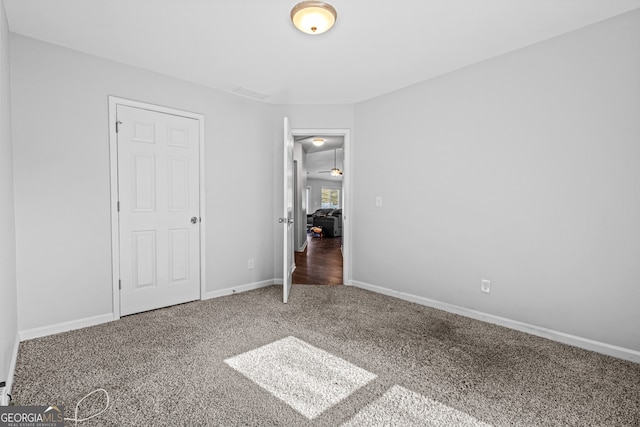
[108, 96, 206, 320]
[291, 127, 351, 285]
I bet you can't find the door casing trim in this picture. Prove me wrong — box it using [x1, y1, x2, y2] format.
[291, 127, 351, 285]
[108, 96, 206, 320]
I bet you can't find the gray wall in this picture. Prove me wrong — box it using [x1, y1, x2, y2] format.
[352, 10, 640, 351]
[293, 143, 307, 251]
[11, 35, 276, 332]
[307, 178, 342, 213]
[0, 1, 17, 385]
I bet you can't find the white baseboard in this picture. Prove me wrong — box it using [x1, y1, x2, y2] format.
[19, 313, 114, 342]
[19, 278, 279, 343]
[0, 389, 7, 406]
[1, 335, 19, 405]
[351, 281, 640, 364]
[203, 279, 276, 300]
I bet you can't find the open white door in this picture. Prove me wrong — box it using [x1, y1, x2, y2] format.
[281, 117, 295, 303]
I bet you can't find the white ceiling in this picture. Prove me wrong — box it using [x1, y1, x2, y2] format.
[295, 135, 343, 154]
[5, 1, 640, 105]
[295, 135, 344, 181]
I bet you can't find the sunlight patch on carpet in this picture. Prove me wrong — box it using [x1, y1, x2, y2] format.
[224, 336, 377, 419]
[342, 385, 491, 426]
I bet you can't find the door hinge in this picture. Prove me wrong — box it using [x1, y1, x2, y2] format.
[119, 279, 121, 290]
[115, 120, 122, 133]
[117, 201, 120, 212]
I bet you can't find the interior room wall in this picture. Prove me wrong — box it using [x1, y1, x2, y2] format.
[307, 178, 343, 213]
[352, 10, 640, 352]
[293, 143, 307, 251]
[11, 35, 276, 333]
[0, 0, 18, 386]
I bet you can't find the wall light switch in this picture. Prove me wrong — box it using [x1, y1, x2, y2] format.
[375, 196, 383, 207]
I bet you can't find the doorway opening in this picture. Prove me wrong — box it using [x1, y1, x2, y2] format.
[289, 129, 350, 286]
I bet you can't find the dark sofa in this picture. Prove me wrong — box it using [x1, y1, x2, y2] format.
[307, 208, 333, 227]
[308, 208, 342, 237]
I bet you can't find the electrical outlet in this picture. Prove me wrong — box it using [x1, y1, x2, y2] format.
[481, 279, 491, 294]
[248, 259, 254, 270]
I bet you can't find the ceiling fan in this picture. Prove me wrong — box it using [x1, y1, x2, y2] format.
[318, 149, 343, 176]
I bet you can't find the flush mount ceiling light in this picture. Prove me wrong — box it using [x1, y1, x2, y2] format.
[290, 1, 337, 35]
[312, 138, 325, 146]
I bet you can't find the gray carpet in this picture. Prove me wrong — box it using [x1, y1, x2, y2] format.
[11, 285, 640, 426]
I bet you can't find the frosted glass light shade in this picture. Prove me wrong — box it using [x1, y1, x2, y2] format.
[291, 1, 337, 35]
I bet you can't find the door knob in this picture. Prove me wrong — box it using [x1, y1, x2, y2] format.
[191, 216, 199, 224]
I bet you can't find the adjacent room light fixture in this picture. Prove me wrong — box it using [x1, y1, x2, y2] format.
[317, 148, 343, 176]
[330, 149, 342, 176]
[312, 138, 325, 146]
[290, 1, 337, 35]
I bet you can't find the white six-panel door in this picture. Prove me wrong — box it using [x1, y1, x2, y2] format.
[117, 105, 201, 316]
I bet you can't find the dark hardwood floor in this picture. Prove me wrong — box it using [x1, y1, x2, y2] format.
[292, 232, 343, 285]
